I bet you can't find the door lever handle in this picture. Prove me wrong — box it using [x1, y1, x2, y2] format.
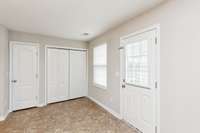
[11, 80, 17, 83]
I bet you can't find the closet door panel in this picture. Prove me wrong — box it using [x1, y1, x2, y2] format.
[70, 50, 87, 99]
[47, 48, 69, 103]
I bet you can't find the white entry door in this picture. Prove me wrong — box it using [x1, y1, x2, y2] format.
[121, 29, 158, 133]
[47, 48, 69, 104]
[69, 50, 87, 99]
[11, 42, 39, 111]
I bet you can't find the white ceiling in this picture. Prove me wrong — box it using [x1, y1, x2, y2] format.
[0, 0, 164, 41]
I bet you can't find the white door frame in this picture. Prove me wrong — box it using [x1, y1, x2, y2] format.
[120, 25, 160, 133]
[44, 45, 88, 105]
[9, 41, 40, 112]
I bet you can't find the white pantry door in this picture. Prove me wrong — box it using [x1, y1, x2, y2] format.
[11, 43, 39, 111]
[69, 50, 87, 99]
[47, 48, 69, 103]
[121, 29, 158, 133]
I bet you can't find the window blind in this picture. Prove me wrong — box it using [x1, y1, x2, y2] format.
[93, 44, 107, 88]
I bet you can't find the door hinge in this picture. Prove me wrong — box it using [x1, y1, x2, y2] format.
[155, 126, 157, 133]
[155, 37, 158, 45]
[155, 81, 158, 88]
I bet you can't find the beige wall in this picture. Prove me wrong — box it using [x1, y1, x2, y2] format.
[9, 31, 88, 105]
[88, 0, 200, 133]
[0, 25, 9, 118]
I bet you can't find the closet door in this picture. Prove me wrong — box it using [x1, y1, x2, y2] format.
[69, 50, 87, 99]
[47, 48, 69, 103]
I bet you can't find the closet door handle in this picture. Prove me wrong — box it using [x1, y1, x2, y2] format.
[11, 80, 17, 83]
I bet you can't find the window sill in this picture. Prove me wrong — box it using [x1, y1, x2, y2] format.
[93, 83, 107, 90]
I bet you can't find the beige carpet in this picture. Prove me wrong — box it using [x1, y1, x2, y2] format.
[0, 98, 137, 133]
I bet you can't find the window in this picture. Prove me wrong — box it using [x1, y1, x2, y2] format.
[125, 40, 149, 88]
[93, 44, 107, 88]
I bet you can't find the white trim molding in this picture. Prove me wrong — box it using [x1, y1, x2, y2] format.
[44, 45, 88, 105]
[0, 111, 10, 121]
[45, 45, 87, 51]
[87, 96, 122, 120]
[37, 104, 46, 107]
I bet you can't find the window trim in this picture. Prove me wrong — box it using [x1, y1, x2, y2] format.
[93, 83, 107, 90]
[93, 43, 107, 89]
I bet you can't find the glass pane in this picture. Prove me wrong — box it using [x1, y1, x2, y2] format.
[125, 40, 149, 87]
[94, 66, 107, 87]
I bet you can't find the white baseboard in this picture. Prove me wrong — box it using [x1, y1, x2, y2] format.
[0, 110, 10, 121]
[37, 103, 46, 107]
[87, 96, 122, 119]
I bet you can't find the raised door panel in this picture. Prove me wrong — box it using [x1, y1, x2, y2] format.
[139, 88, 155, 133]
[47, 48, 69, 103]
[69, 50, 87, 99]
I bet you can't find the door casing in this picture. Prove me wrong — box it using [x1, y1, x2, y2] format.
[9, 41, 40, 111]
[120, 25, 160, 133]
[44, 45, 88, 105]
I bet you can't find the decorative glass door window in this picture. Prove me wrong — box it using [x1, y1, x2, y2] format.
[125, 40, 149, 88]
